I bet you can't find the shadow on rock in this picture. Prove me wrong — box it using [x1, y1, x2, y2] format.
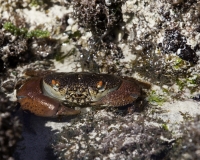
[13, 109, 74, 160]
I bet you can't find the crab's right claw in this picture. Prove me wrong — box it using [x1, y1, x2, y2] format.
[56, 104, 81, 116]
[17, 93, 80, 117]
[17, 77, 80, 117]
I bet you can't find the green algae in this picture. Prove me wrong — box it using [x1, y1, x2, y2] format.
[3, 22, 50, 38]
[26, 29, 50, 38]
[148, 90, 167, 106]
[3, 22, 28, 37]
[162, 123, 169, 131]
[30, 0, 44, 6]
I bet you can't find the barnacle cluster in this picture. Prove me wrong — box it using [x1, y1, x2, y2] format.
[114, 0, 200, 102]
[0, 20, 60, 72]
[76, 43, 127, 74]
[73, 0, 127, 74]
[160, 29, 198, 63]
[0, 92, 22, 160]
[30, 37, 59, 58]
[170, 0, 197, 12]
[53, 111, 173, 159]
[73, 0, 125, 38]
[0, 29, 28, 70]
[132, 43, 189, 85]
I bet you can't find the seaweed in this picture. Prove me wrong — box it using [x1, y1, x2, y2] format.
[3, 22, 50, 39]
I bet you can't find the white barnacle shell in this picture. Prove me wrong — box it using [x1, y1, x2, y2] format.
[67, 18, 75, 26]
[105, 0, 112, 6]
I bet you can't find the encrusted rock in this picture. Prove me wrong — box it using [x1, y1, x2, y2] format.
[0, 92, 22, 160]
[160, 29, 198, 63]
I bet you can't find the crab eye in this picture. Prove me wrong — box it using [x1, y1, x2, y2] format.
[51, 80, 60, 91]
[52, 80, 59, 86]
[97, 81, 106, 92]
[97, 81, 103, 88]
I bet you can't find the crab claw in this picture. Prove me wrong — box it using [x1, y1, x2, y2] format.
[91, 79, 141, 107]
[17, 77, 80, 117]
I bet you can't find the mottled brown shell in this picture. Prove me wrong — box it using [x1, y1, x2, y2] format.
[42, 72, 122, 105]
[17, 71, 143, 117]
[91, 79, 141, 107]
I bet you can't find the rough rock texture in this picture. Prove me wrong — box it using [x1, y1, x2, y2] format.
[0, 92, 22, 160]
[160, 29, 198, 63]
[169, 115, 200, 160]
[0, 0, 200, 160]
[53, 111, 173, 160]
[0, 21, 60, 73]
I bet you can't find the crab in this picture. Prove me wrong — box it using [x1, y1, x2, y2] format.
[16, 70, 144, 117]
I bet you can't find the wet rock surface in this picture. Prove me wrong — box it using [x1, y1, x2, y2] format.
[169, 115, 200, 160]
[0, 0, 200, 160]
[160, 29, 198, 63]
[53, 111, 174, 159]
